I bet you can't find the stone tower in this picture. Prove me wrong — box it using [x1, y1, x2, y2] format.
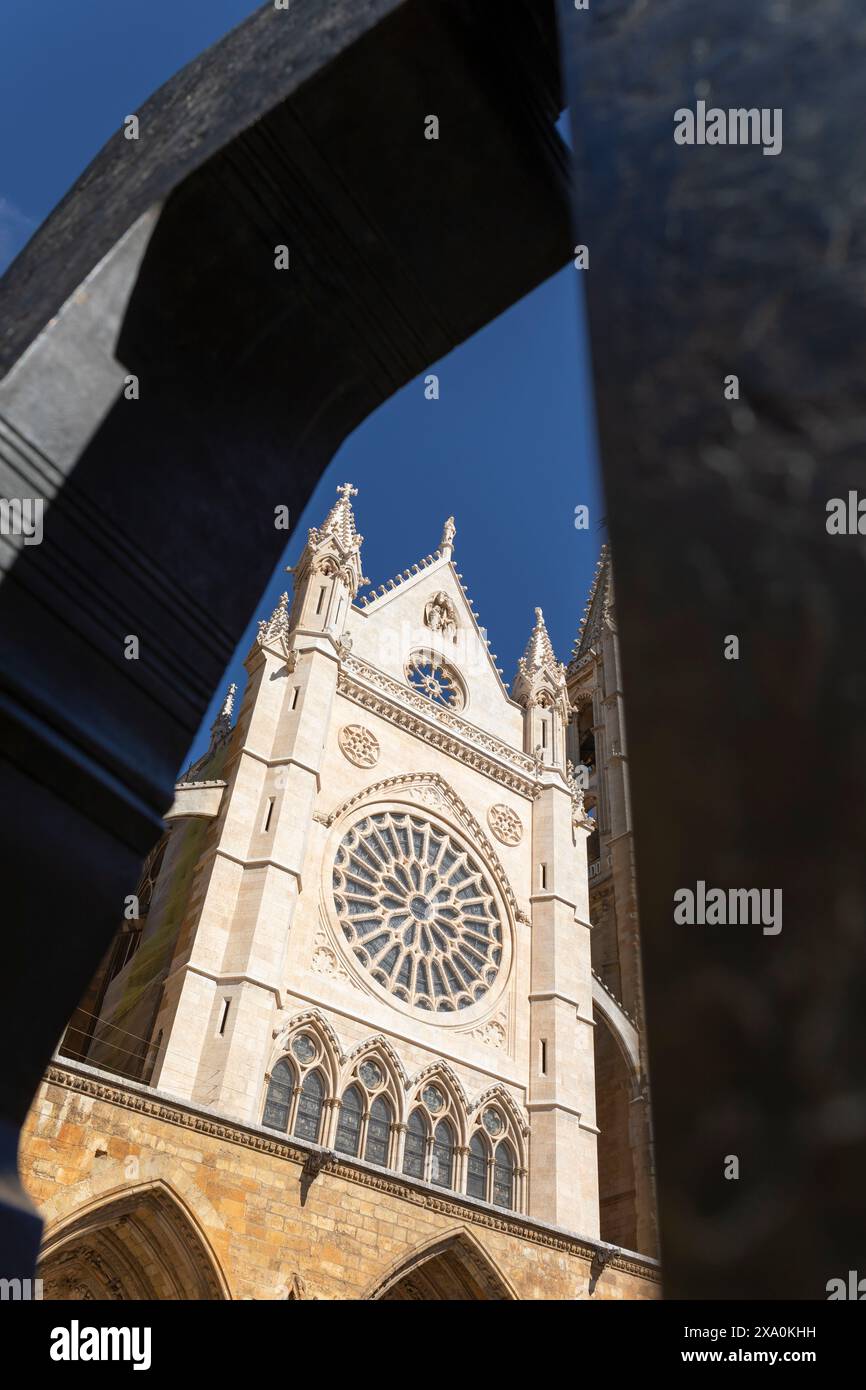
[566, 545, 657, 1256]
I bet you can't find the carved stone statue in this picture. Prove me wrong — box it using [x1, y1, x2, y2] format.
[424, 591, 458, 641]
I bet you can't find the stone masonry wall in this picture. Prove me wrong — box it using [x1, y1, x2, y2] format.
[21, 1064, 659, 1301]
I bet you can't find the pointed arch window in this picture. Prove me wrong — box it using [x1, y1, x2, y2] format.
[334, 1084, 363, 1157]
[365, 1094, 392, 1167]
[431, 1119, 455, 1189]
[467, 1130, 489, 1200]
[294, 1068, 325, 1143]
[262, 1058, 295, 1133]
[493, 1140, 515, 1209]
[403, 1108, 427, 1180]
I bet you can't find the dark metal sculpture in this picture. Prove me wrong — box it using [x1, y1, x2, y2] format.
[560, 0, 866, 1298]
[0, 0, 569, 1272]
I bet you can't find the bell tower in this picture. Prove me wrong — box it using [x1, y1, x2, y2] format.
[514, 606, 599, 1234]
[149, 483, 367, 1117]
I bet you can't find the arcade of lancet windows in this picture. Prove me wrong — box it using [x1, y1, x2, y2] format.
[261, 1017, 526, 1213]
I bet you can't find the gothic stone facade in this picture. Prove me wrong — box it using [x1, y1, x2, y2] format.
[21, 488, 658, 1300]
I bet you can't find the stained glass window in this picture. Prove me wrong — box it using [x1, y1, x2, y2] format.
[292, 1033, 317, 1064]
[334, 1084, 363, 1157]
[405, 653, 464, 709]
[467, 1131, 488, 1200]
[359, 1059, 383, 1090]
[262, 1058, 294, 1132]
[365, 1094, 392, 1167]
[422, 1084, 444, 1113]
[403, 1108, 427, 1180]
[431, 1119, 454, 1189]
[293, 1068, 324, 1143]
[333, 812, 502, 1011]
[493, 1140, 515, 1209]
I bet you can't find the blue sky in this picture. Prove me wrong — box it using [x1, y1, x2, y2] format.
[0, 1, 607, 769]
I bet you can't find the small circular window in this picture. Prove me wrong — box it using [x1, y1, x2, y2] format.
[332, 811, 502, 1012]
[405, 652, 465, 710]
[292, 1034, 317, 1064]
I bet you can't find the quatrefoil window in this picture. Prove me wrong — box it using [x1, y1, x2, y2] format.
[332, 812, 502, 1012]
[405, 652, 465, 710]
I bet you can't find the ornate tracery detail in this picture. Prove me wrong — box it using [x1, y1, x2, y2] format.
[404, 652, 465, 710]
[332, 812, 502, 1012]
[338, 724, 380, 768]
[487, 803, 523, 846]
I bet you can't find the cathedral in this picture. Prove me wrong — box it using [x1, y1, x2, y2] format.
[21, 484, 658, 1300]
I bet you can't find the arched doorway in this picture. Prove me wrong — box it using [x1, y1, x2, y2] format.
[368, 1231, 516, 1301]
[38, 1183, 227, 1300]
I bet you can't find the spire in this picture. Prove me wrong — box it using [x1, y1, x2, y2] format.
[312, 482, 361, 553]
[512, 605, 569, 714]
[439, 515, 456, 560]
[301, 482, 368, 595]
[520, 607, 557, 671]
[207, 680, 237, 748]
[257, 591, 291, 648]
[570, 544, 612, 669]
[214, 681, 237, 726]
[179, 680, 237, 781]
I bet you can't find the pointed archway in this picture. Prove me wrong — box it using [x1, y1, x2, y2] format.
[594, 1009, 639, 1250]
[37, 1182, 228, 1300]
[365, 1229, 517, 1301]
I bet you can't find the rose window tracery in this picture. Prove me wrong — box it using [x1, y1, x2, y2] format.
[405, 653, 465, 710]
[332, 811, 502, 1011]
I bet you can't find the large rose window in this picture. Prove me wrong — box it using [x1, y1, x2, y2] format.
[332, 811, 503, 1011]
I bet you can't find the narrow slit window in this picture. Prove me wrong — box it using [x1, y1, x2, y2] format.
[315, 585, 327, 615]
[540, 863, 548, 890]
[262, 797, 275, 833]
[540, 1038, 548, 1075]
[290, 687, 300, 710]
[218, 998, 231, 1036]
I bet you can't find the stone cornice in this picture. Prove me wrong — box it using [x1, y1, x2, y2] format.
[42, 1060, 660, 1285]
[163, 962, 283, 1005]
[174, 779, 227, 791]
[338, 657, 538, 797]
